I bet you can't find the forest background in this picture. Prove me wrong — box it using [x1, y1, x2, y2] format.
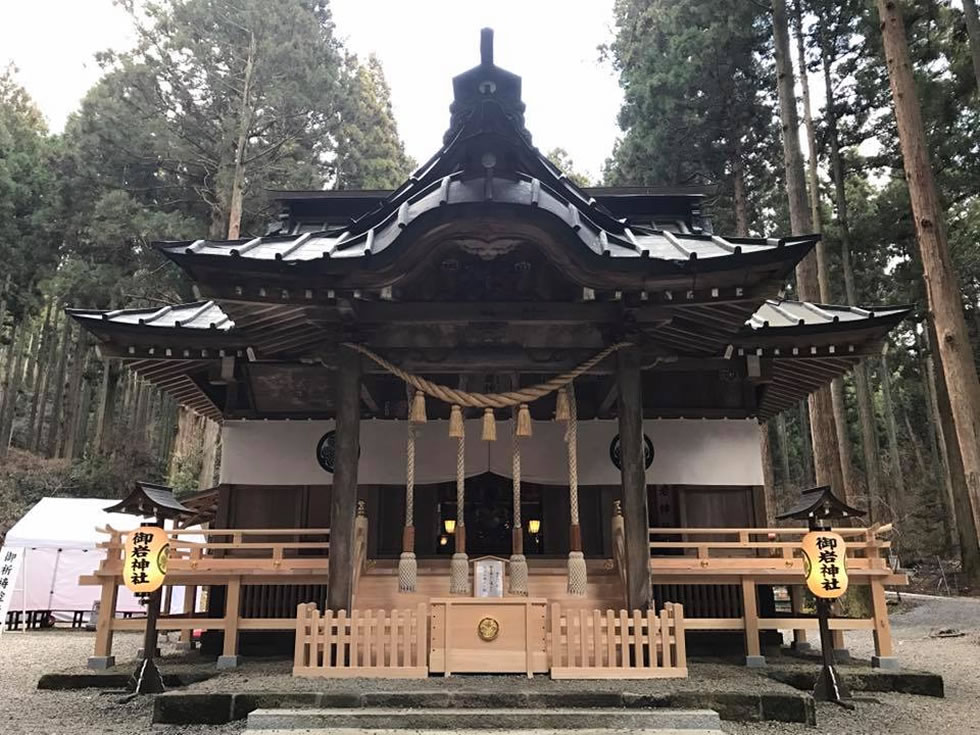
[1, 0, 979, 592]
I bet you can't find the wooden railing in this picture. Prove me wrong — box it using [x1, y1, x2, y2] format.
[647, 524, 904, 663]
[82, 526, 333, 665]
[293, 603, 428, 678]
[549, 602, 687, 679]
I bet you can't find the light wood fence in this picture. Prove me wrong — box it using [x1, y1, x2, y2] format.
[646, 524, 905, 661]
[549, 602, 687, 679]
[293, 603, 428, 678]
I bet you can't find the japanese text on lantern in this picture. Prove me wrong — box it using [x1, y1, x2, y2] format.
[801, 531, 849, 599]
[123, 527, 169, 594]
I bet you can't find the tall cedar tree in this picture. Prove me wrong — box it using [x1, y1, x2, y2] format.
[106, 0, 345, 239]
[334, 54, 416, 190]
[604, 0, 777, 234]
[771, 0, 847, 500]
[874, 0, 980, 545]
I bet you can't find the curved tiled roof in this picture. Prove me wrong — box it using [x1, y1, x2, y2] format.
[747, 299, 910, 330]
[70, 298, 906, 338]
[67, 301, 234, 331]
[159, 173, 809, 266]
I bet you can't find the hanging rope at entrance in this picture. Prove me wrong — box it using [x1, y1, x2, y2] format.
[341, 341, 631, 439]
[565, 381, 587, 595]
[450, 425, 469, 594]
[398, 387, 418, 593]
[340, 341, 629, 597]
[509, 412, 529, 595]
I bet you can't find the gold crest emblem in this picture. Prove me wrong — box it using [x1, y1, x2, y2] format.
[477, 616, 499, 641]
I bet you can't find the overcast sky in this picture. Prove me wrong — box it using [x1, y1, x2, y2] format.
[0, 0, 624, 181]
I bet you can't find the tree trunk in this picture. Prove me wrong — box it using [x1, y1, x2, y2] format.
[792, 0, 830, 300]
[879, 346, 906, 523]
[794, 4, 857, 500]
[963, 0, 980, 92]
[800, 401, 814, 486]
[61, 331, 89, 460]
[93, 359, 121, 454]
[760, 422, 776, 522]
[925, 327, 961, 553]
[772, 0, 845, 498]
[226, 31, 258, 240]
[819, 38, 884, 520]
[776, 412, 793, 491]
[31, 310, 59, 453]
[928, 315, 980, 585]
[733, 145, 750, 238]
[876, 0, 980, 537]
[0, 323, 24, 458]
[26, 300, 53, 448]
[44, 317, 72, 457]
[918, 329, 953, 553]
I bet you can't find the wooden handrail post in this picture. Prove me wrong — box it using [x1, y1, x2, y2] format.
[869, 579, 898, 669]
[87, 578, 119, 669]
[788, 584, 809, 651]
[218, 576, 242, 669]
[741, 577, 764, 667]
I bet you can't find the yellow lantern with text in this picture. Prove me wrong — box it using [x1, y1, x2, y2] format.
[123, 526, 169, 594]
[801, 530, 848, 599]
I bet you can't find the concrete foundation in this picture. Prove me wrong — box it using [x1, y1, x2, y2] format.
[86, 656, 115, 670]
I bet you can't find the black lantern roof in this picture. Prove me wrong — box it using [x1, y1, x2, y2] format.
[776, 484, 865, 522]
[104, 481, 194, 521]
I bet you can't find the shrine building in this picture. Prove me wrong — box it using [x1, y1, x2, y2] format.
[71, 30, 909, 677]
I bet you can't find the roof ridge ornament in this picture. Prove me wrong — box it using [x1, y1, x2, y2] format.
[481, 27, 493, 66]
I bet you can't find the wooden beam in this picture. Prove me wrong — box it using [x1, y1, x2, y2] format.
[327, 346, 361, 612]
[617, 344, 652, 611]
[344, 301, 673, 325]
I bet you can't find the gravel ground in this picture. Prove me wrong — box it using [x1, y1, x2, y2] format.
[0, 629, 239, 735]
[3, 594, 977, 734]
[723, 594, 980, 735]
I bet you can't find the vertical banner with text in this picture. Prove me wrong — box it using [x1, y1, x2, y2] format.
[0, 547, 24, 637]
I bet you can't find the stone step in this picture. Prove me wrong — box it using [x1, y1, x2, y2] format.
[249, 730, 725, 735]
[245, 708, 723, 732]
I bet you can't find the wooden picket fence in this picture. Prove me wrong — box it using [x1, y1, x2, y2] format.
[549, 602, 687, 679]
[293, 603, 428, 678]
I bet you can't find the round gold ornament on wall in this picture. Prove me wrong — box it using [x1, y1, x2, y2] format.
[477, 616, 500, 642]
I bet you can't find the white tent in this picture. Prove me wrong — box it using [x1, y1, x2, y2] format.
[4, 497, 192, 623]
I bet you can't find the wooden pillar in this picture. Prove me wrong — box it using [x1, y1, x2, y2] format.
[218, 576, 241, 668]
[789, 585, 809, 649]
[616, 345, 651, 611]
[88, 579, 118, 668]
[870, 579, 897, 668]
[327, 347, 361, 612]
[741, 576, 764, 666]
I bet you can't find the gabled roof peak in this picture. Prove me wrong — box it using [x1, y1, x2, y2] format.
[447, 28, 528, 144]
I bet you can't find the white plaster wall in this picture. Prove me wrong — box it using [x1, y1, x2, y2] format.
[219, 418, 763, 487]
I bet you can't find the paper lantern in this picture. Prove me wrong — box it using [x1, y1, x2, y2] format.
[527, 519, 541, 535]
[124, 526, 169, 594]
[801, 530, 848, 599]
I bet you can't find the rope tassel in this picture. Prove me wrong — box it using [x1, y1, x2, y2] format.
[448, 404, 464, 438]
[516, 403, 532, 437]
[481, 407, 496, 441]
[409, 390, 427, 423]
[554, 387, 570, 421]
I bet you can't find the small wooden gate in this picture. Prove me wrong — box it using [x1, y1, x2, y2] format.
[549, 602, 687, 679]
[293, 603, 428, 678]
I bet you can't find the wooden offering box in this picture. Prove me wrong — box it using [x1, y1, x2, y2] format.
[429, 598, 548, 677]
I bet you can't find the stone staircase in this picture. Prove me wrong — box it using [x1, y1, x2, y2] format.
[245, 708, 723, 734]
